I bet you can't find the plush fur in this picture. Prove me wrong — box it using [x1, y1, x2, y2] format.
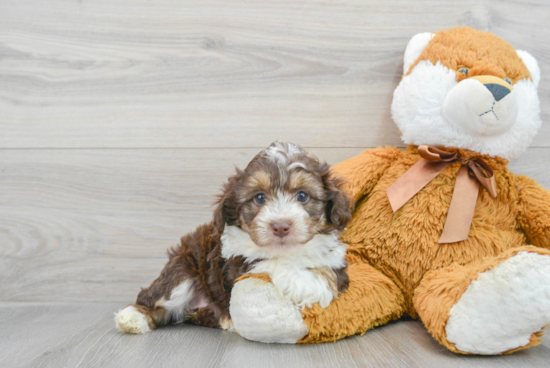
[229, 27, 550, 354]
[114, 141, 352, 334]
[402, 32, 434, 75]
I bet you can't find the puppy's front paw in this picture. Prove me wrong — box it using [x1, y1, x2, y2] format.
[114, 306, 151, 334]
[273, 269, 337, 309]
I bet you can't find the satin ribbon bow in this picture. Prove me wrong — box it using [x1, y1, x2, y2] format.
[386, 145, 497, 244]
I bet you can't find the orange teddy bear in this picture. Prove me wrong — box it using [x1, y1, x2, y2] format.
[229, 27, 550, 355]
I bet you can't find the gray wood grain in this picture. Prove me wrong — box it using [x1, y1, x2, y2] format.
[0, 0, 549, 148]
[1, 303, 549, 368]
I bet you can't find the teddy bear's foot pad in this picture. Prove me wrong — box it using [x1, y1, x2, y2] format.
[446, 251, 550, 354]
[230, 277, 308, 343]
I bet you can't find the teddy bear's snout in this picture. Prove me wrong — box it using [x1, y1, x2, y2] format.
[442, 75, 518, 137]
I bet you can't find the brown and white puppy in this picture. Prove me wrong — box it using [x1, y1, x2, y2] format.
[114, 142, 352, 334]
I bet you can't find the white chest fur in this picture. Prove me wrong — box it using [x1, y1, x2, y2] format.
[221, 225, 347, 308]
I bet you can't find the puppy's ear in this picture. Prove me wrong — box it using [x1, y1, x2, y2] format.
[213, 167, 243, 236]
[320, 162, 353, 230]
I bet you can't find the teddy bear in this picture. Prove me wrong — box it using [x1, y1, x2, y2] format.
[228, 27, 550, 355]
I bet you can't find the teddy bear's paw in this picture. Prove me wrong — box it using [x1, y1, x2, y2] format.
[230, 277, 308, 343]
[446, 251, 550, 354]
[114, 306, 151, 334]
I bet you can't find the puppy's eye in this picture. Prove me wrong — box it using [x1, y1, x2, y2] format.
[504, 77, 512, 85]
[254, 192, 266, 205]
[296, 191, 309, 203]
[457, 67, 469, 76]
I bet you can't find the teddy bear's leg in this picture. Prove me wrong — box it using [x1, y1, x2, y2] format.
[299, 261, 406, 343]
[230, 261, 405, 343]
[414, 245, 550, 355]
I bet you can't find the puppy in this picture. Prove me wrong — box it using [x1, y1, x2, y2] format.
[115, 142, 352, 334]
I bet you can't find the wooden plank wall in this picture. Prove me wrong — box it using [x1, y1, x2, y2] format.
[1, 0, 549, 303]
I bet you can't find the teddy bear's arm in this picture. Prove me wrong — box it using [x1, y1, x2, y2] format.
[331, 147, 398, 203]
[516, 175, 550, 248]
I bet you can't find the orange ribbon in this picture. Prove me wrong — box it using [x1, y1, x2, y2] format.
[386, 145, 497, 244]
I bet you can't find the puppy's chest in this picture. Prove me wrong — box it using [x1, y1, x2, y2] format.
[221, 226, 347, 307]
[248, 258, 338, 309]
[249, 258, 307, 278]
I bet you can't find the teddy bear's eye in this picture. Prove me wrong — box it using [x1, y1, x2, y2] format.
[504, 77, 512, 85]
[457, 67, 469, 76]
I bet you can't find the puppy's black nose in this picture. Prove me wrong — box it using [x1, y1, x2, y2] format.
[272, 222, 291, 237]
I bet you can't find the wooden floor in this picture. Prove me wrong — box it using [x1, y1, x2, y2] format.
[2, 303, 549, 368]
[1, 0, 550, 367]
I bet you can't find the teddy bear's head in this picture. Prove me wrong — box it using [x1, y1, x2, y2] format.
[391, 27, 541, 159]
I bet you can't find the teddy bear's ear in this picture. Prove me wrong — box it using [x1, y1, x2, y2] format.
[403, 32, 435, 75]
[517, 50, 541, 88]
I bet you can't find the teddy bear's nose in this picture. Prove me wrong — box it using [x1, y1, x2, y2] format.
[485, 83, 511, 102]
[469, 75, 513, 102]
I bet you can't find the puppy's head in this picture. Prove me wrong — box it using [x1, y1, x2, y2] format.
[213, 142, 352, 249]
